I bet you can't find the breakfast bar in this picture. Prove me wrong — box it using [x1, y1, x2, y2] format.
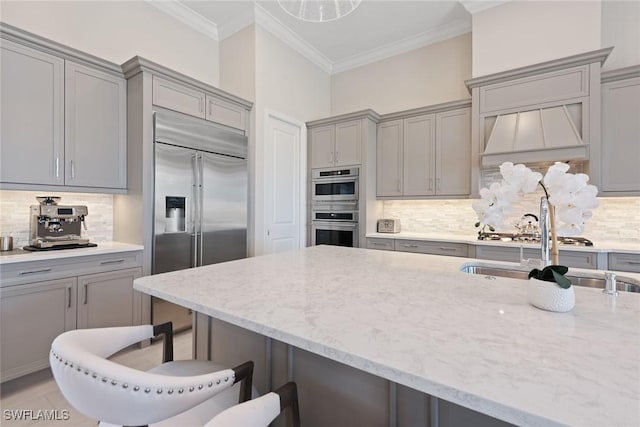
[133, 245, 640, 427]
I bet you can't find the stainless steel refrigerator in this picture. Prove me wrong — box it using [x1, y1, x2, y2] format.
[152, 107, 248, 331]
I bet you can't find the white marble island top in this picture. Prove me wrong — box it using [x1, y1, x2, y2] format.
[134, 245, 640, 427]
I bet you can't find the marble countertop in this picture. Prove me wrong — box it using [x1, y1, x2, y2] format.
[367, 232, 640, 254]
[0, 241, 144, 265]
[134, 245, 640, 427]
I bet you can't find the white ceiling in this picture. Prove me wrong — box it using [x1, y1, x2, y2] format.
[151, 1, 483, 74]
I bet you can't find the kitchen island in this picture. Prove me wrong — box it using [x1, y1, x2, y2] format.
[134, 245, 640, 427]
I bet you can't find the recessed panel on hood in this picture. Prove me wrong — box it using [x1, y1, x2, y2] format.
[481, 104, 587, 167]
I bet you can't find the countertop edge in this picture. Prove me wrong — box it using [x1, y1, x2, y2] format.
[0, 242, 144, 265]
[366, 232, 640, 254]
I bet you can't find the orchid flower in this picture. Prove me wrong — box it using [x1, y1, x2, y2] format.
[474, 162, 598, 237]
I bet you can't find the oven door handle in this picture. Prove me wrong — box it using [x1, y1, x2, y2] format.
[312, 221, 358, 228]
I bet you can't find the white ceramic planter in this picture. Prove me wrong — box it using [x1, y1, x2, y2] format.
[527, 278, 575, 312]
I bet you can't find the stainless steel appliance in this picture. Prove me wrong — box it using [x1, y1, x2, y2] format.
[28, 196, 90, 249]
[377, 219, 401, 233]
[311, 168, 359, 202]
[153, 108, 248, 331]
[311, 167, 360, 248]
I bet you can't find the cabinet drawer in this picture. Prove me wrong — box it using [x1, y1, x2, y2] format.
[475, 245, 599, 269]
[366, 238, 394, 251]
[608, 253, 640, 273]
[153, 76, 205, 118]
[205, 95, 246, 131]
[395, 240, 468, 257]
[0, 251, 142, 287]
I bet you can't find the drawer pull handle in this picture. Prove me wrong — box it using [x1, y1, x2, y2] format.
[84, 284, 88, 305]
[67, 286, 72, 308]
[19, 267, 52, 275]
[439, 247, 457, 251]
[100, 259, 125, 265]
[623, 261, 640, 265]
[372, 242, 386, 246]
[403, 244, 418, 248]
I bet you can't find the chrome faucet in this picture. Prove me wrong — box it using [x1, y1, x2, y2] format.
[539, 197, 551, 267]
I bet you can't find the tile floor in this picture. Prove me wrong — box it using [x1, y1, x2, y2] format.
[0, 331, 193, 427]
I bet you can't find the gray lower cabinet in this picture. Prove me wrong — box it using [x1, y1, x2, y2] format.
[475, 245, 604, 270]
[1, 277, 77, 382]
[395, 239, 468, 257]
[366, 237, 395, 251]
[608, 252, 640, 273]
[77, 268, 141, 329]
[366, 238, 468, 257]
[0, 25, 127, 191]
[0, 261, 142, 382]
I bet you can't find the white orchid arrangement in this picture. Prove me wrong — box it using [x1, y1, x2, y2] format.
[473, 161, 598, 239]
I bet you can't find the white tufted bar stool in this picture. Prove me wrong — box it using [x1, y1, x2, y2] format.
[206, 382, 300, 427]
[50, 322, 255, 427]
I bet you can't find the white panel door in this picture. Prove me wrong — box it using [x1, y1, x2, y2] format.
[264, 112, 304, 254]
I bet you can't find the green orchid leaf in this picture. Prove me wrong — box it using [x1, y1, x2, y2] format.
[551, 269, 572, 289]
[549, 265, 569, 275]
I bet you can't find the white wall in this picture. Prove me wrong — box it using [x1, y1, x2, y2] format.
[472, 1, 601, 77]
[253, 25, 331, 255]
[0, 0, 220, 86]
[220, 24, 331, 256]
[330, 33, 472, 115]
[602, 0, 640, 70]
[220, 25, 256, 102]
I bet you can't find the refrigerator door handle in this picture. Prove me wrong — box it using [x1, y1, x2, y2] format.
[198, 152, 204, 267]
[192, 152, 199, 269]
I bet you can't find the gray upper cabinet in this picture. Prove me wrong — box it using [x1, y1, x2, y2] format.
[311, 125, 335, 169]
[377, 101, 471, 198]
[0, 25, 127, 192]
[152, 75, 248, 132]
[404, 114, 435, 196]
[310, 120, 362, 169]
[0, 39, 65, 186]
[65, 61, 127, 189]
[153, 75, 205, 119]
[376, 120, 403, 196]
[600, 67, 640, 195]
[436, 107, 471, 196]
[205, 94, 246, 131]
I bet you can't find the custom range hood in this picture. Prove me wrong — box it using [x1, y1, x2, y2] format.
[466, 48, 612, 168]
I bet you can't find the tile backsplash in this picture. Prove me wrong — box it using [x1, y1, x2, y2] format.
[0, 190, 113, 247]
[382, 196, 640, 244]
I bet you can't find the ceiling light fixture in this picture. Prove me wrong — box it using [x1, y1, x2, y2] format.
[277, 0, 362, 23]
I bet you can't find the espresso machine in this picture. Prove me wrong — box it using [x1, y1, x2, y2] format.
[27, 196, 92, 249]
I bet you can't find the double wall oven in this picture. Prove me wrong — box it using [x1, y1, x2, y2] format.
[311, 168, 359, 248]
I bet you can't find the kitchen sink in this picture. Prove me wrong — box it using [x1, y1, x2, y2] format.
[461, 264, 640, 293]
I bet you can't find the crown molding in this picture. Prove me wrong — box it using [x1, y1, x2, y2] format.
[465, 47, 614, 90]
[601, 64, 640, 83]
[145, 0, 218, 41]
[460, 1, 511, 15]
[332, 18, 471, 74]
[253, 3, 333, 74]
